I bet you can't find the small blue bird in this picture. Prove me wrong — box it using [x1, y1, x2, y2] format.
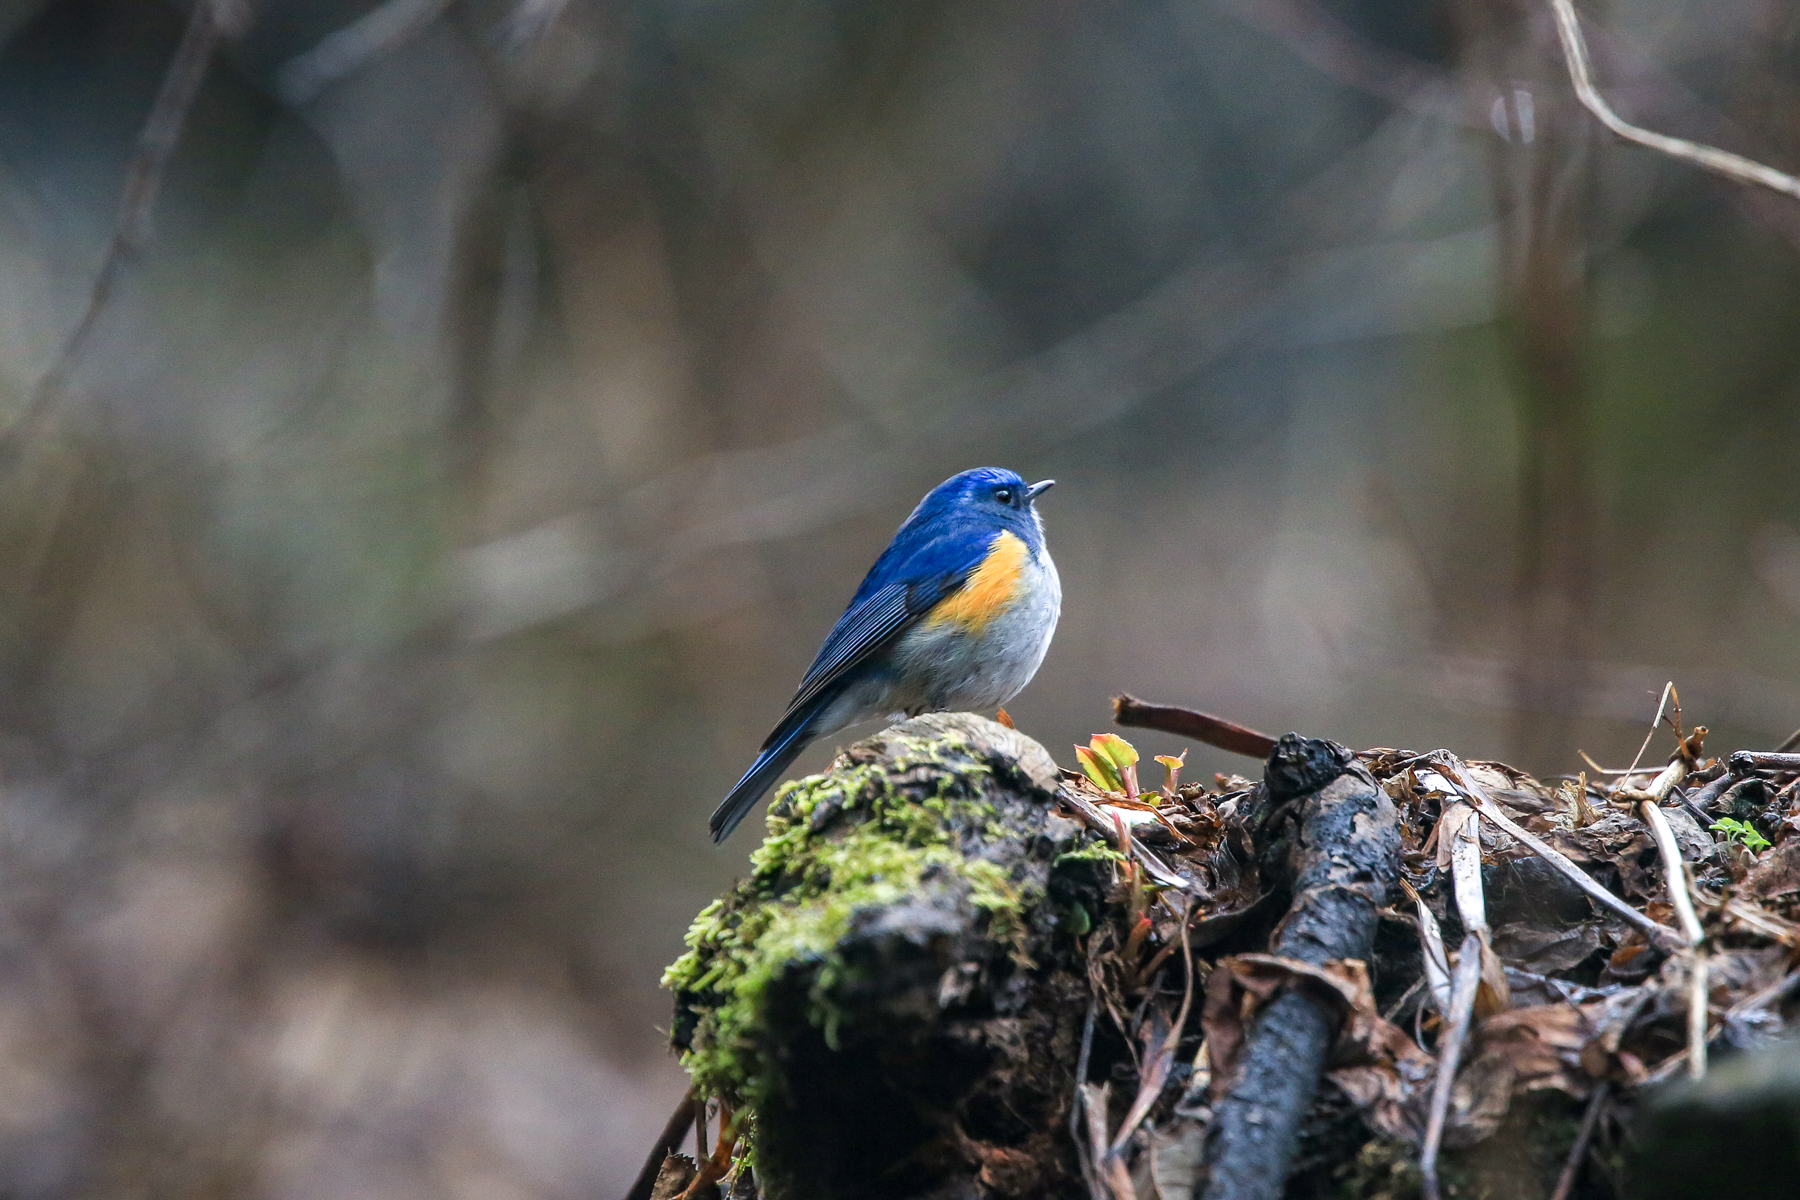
[709, 467, 1061, 842]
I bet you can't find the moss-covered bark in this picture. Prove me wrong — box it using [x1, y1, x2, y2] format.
[663, 713, 1112, 1200]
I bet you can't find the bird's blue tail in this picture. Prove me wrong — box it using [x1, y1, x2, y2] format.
[709, 699, 829, 843]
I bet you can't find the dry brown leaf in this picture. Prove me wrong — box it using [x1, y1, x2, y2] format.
[1744, 838, 1800, 901]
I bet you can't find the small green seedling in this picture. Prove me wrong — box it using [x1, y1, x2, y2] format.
[1075, 733, 1140, 797]
[1155, 750, 1187, 800]
[1710, 816, 1770, 851]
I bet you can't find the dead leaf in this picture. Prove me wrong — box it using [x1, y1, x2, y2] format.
[1744, 837, 1800, 901]
[1491, 921, 1607, 974]
[1147, 1121, 1204, 1200]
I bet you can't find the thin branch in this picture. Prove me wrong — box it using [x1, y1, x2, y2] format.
[1548, 0, 1800, 202]
[1624, 682, 1674, 776]
[624, 1088, 699, 1200]
[1636, 779, 1709, 1078]
[1728, 751, 1800, 773]
[1549, 1083, 1609, 1200]
[1398, 878, 1452, 1016]
[1444, 757, 1683, 949]
[1112, 695, 1279, 760]
[1727, 967, 1800, 1020]
[1686, 954, 1710, 1079]
[1056, 784, 1193, 891]
[1686, 772, 1735, 816]
[1447, 806, 1488, 938]
[0, 0, 238, 463]
[1071, 996, 1105, 1200]
[1420, 933, 1483, 1200]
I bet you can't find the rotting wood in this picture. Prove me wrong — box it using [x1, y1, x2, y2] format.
[1197, 736, 1400, 1200]
[649, 687, 1800, 1200]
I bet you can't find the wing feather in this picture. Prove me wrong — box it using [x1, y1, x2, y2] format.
[774, 528, 993, 729]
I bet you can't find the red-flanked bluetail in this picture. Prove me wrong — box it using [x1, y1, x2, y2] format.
[709, 468, 1060, 842]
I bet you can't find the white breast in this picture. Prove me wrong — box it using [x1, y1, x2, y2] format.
[881, 545, 1062, 717]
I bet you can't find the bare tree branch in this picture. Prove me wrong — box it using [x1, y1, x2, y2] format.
[0, 0, 243, 463]
[1548, 0, 1800, 202]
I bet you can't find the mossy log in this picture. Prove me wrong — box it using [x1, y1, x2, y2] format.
[664, 713, 1112, 1200]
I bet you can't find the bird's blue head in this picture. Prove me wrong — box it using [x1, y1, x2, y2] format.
[901, 467, 1055, 549]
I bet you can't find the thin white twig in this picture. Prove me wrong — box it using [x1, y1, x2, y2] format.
[1444, 758, 1683, 949]
[1548, 0, 1800, 202]
[1638, 800, 1704, 947]
[1637, 788, 1709, 1077]
[1687, 954, 1710, 1079]
[1624, 682, 1673, 776]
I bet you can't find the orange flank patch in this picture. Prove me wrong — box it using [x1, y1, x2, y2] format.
[924, 530, 1027, 634]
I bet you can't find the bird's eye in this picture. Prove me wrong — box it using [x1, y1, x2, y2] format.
[994, 488, 1014, 505]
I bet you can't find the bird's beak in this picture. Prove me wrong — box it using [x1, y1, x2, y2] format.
[1026, 479, 1055, 501]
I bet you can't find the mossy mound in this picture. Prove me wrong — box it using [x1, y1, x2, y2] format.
[663, 712, 1110, 1200]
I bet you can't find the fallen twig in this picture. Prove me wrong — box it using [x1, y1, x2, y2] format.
[1420, 933, 1483, 1200]
[1071, 997, 1105, 1200]
[674, 1101, 738, 1200]
[1549, 1082, 1610, 1200]
[1113, 695, 1279, 759]
[1669, 786, 1714, 832]
[1058, 784, 1192, 889]
[625, 1088, 700, 1200]
[1686, 954, 1711, 1080]
[1444, 758, 1683, 949]
[1638, 800, 1704, 947]
[1624, 682, 1676, 775]
[1727, 751, 1800, 773]
[1686, 772, 1735, 815]
[1727, 967, 1800, 1020]
[1636, 775, 1708, 1078]
[1399, 877, 1451, 1015]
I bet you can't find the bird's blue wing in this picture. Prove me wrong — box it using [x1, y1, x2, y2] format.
[780, 524, 995, 719]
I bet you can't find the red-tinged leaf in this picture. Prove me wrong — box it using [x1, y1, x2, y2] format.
[1124, 914, 1153, 959]
[1089, 733, 1140, 772]
[1075, 745, 1122, 792]
[1155, 751, 1187, 798]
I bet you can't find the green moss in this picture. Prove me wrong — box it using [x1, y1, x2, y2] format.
[662, 726, 1040, 1107]
[1053, 842, 1123, 869]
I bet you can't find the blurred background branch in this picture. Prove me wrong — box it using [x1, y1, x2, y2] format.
[1549, 0, 1800, 201]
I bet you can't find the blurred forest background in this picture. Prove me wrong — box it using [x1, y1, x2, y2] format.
[0, 0, 1798, 1195]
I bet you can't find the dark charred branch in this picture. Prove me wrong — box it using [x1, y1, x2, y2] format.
[1199, 736, 1401, 1200]
[1727, 751, 1800, 773]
